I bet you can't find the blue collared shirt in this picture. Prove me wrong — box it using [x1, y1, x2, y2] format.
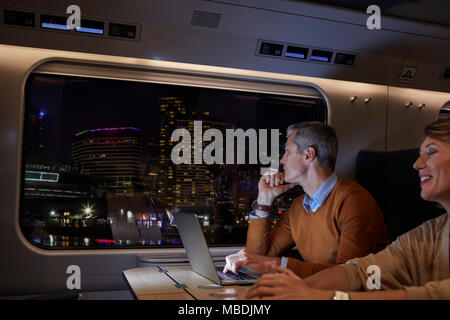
[302, 172, 338, 213]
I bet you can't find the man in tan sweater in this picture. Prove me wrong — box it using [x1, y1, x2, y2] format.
[224, 122, 390, 277]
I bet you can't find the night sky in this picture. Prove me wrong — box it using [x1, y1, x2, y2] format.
[26, 74, 323, 164]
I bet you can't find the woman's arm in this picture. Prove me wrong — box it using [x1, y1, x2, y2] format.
[303, 265, 353, 291]
[245, 267, 407, 300]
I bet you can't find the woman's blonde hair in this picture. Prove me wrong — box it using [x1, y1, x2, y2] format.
[425, 119, 450, 142]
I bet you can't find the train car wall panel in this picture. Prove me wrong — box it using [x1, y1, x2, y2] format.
[386, 87, 450, 151]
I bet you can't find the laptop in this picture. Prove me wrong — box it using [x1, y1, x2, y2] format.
[173, 212, 260, 285]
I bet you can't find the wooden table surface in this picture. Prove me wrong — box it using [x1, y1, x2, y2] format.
[122, 265, 253, 300]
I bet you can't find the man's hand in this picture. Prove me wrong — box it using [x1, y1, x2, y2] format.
[245, 267, 332, 300]
[223, 249, 281, 274]
[256, 172, 295, 208]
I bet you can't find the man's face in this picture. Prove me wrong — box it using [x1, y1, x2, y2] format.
[280, 131, 307, 184]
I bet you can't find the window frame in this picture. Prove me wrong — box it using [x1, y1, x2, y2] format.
[20, 60, 327, 251]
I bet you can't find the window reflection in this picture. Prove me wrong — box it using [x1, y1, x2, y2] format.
[21, 74, 325, 248]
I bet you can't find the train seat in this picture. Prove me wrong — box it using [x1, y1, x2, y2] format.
[356, 149, 445, 241]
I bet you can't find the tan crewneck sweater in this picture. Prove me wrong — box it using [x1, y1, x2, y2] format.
[341, 213, 450, 299]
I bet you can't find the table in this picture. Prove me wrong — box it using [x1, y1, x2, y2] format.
[122, 265, 253, 300]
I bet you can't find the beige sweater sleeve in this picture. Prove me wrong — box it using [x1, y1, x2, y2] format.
[340, 213, 449, 300]
[404, 278, 450, 300]
[340, 238, 413, 292]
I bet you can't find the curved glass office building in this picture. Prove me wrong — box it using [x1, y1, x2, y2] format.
[72, 127, 143, 190]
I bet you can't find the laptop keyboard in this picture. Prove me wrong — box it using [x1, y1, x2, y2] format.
[216, 267, 256, 281]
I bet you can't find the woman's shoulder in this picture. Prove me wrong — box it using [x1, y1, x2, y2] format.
[395, 213, 448, 245]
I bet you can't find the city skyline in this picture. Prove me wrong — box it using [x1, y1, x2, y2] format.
[27, 74, 282, 165]
[21, 73, 319, 248]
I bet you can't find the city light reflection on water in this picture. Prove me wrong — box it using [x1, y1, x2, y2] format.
[32, 235, 182, 247]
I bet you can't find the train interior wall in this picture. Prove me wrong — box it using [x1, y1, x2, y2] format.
[0, 0, 449, 297]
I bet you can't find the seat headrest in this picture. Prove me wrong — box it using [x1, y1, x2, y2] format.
[356, 148, 435, 214]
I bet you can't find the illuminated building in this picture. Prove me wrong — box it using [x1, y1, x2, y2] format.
[24, 105, 47, 161]
[158, 97, 188, 205]
[174, 119, 225, 206]
[157, 96, 230, 209]
[142, 138, 160, 192]
[72, 127, 143, 190]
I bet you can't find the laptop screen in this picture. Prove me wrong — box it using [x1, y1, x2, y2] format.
[173, 212, 220, 284]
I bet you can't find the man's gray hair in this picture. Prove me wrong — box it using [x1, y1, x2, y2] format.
[286, 121, 338, 170]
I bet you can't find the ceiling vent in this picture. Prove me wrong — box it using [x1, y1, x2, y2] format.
[190, 10, 221, 28]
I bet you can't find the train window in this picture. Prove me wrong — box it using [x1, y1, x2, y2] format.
[21, 72, 326, 249]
